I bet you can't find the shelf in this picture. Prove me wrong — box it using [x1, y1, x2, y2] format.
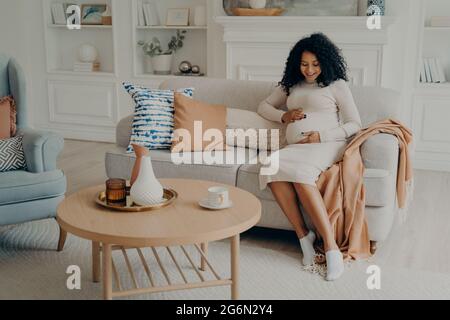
[48, 70, 116, 77]
[135, 73, 207, 80]
[48, 24, 113, 29]
[416, 82, 450, 94]
[136, 26, 207, 30]
[424, 26, 450, 31]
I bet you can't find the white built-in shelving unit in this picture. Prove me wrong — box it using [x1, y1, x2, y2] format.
[412, 0, 450, 172]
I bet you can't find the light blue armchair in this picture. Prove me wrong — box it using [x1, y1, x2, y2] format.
[0, 54, 67, 251]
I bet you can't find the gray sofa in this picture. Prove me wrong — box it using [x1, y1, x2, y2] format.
[106, 78, 402, 244]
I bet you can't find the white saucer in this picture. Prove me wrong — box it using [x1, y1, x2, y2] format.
[198, 198, 233, 210]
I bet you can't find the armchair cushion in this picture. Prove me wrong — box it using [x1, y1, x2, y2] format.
[0, 169, 66, 205]
[19, 129, 64, 173]
[0, 135, 27, 172]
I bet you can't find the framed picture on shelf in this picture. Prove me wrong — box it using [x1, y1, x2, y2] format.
[166, 8, 190, 26]
[81, 4, 107, 25]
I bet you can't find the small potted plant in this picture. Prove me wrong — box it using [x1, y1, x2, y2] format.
[138, 30, 187, 75]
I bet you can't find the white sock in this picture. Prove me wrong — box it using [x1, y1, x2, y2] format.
[325, 250, 344, 281]
[299, 231, 316, 266]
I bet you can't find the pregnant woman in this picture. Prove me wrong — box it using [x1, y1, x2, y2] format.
[258, 33, 362, 281]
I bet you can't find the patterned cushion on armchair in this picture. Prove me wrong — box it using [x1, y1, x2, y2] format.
[0, 135, 27, 172]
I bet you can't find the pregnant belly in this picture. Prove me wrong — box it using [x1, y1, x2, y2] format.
[286, 112, 339, 145]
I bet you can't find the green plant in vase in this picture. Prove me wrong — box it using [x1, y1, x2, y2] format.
[138, 30, 187, 75]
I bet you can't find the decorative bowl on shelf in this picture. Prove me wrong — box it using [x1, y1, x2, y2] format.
[231, 8, 285, 16]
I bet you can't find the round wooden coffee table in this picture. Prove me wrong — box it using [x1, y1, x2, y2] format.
[57, 178, 261, 300]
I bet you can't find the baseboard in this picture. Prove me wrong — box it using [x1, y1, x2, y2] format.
[34, 124, 116, 143]
[413, 156, 450, 172]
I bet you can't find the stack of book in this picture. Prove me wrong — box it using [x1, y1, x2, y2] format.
[137, 0, 160, 26]
[73, 62, 101, 72]
[420, 58, 447, 84]
[51, 3, 66, 25]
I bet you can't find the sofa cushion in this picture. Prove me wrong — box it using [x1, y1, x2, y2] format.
[122, 82, 194, 152]
[0, 169, 66, 205]
[236, 163, 394, 207]
[172, 93, 228, 152]
[106, 146, 259, 187]
[0, 135, 27, 172]
[226, 108, 287, 151]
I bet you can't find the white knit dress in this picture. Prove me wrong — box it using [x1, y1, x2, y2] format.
[258, 79, 362, 189]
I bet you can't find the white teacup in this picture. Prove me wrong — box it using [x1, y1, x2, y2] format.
[207, 186, 229, 207]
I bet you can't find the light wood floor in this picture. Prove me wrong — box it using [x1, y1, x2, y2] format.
[58, 139, 450, 275]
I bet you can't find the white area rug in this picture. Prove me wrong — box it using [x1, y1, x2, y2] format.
[1, 219, 450, 300]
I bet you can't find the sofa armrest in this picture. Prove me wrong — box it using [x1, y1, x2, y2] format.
[18, 129, 64, 173]
[361, 133, 399, 174]
[116, 115, 133, 148]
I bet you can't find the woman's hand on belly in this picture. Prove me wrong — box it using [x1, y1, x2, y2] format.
[296, 131, 321, 144]
[281, 108, 306, 124]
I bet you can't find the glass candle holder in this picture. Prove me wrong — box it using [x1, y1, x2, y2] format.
[106, 179, 127, 206]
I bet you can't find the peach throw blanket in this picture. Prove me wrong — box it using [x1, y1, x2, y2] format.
[315, 119, 413, 260]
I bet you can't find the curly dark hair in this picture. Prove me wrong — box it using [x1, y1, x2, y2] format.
[279, 33, 348, 95]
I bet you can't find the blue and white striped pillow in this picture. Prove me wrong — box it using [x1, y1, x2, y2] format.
[123, 82, 194, 152]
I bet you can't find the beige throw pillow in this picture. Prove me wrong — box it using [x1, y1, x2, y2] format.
[226, 108, 287, 151]
[172, 93, 228, 153]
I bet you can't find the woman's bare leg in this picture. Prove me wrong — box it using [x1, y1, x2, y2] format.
[293, 183, 338, 252]
[268, 182, 309, 239]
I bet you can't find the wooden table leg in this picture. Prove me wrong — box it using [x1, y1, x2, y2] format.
[92, 241, 101, 283]
[231, 234, 239, 300]
[103, 243, 113, 300]
[200, 242, 208, 271]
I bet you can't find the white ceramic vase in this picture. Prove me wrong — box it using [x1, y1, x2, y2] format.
[148, 54, 173, 75]
[130, 145, 164, 206]
[249, 0, 267, 9]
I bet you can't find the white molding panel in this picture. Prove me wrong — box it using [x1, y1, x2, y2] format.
[48, 80, 119, 128]
[412, 94, 450, 172]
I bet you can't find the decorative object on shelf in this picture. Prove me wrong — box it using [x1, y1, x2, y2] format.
[283, 0, 358, 16]
[194, 5, 207, 26]
[179, 60, 192, 73]
[191, 65, 201, 74]
[231, 7, 285, 16]
[166, 8, 190, 26]
[367, 0, 385, 16]
[101, 5, 112, 25]
[105, 179, 127, 206]
[73, 61, 100, 72]
[222, 0, 286, 16]
[138, 30, 187, 74]
[129, 144, 165, 206]
[249, 0, 267, 9]
[77, 44, 98, 63]
[224, 0, 285, 16]
[81, 4, 107, 25]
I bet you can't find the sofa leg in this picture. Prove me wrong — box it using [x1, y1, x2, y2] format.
[57, 222, 67, 252]
[370, 241, 377, 255]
